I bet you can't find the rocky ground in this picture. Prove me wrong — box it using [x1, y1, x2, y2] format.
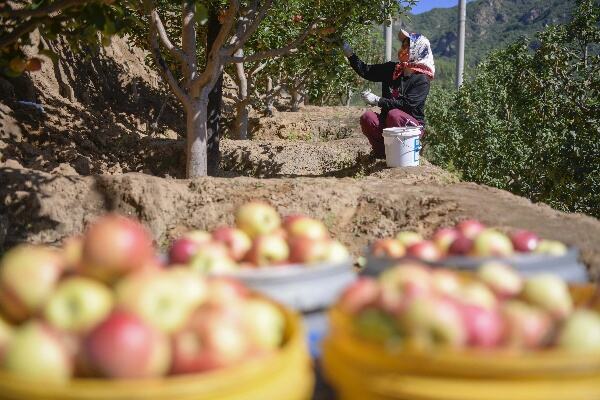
[2, 35, 600, 280]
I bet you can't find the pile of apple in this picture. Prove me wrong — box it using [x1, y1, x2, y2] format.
[340, 262, 600, 352]
[168, 201, 349, 271]
[0, 214, 287, 384]
[370, 219, 568, 262]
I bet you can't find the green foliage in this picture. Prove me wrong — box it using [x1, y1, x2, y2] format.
[424, 0, 600, 217]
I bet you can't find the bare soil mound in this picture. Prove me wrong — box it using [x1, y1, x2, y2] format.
[2, 165, 600, 280]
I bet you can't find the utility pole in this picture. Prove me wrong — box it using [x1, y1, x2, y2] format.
[384, 17, 393, 62]
[456, 0, 467, 88]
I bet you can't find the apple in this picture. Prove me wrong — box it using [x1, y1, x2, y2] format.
[84, 311, 170, 379]
[502, 301, 553, 349]
[212, 227, 252, 261]
[62, 236, 83, 271]
[116, 270, 193, 333]
[44, 277, 113, 334]
[510, 230, 540, 253]
[3, 321, 72, 383]
[370, 239, 405, 259]
[432, 228, 460, 253]
[168, 238, 203, 265]
[471, 229, 514, 257]
[535, 240, 568, 256]
[448, 235, 474, 256]
[243, 298, 285, 352]
[205, 277, 249, 306]
[354, 309, 399, 342]
[0, 245, 65, 321]
[324, 240, 350, 263]
[235, 202, 281, 239]
[395, 231, 423, 247]
[379, 263, 432, 301]
[244, 234, 289, 267]
[557, 310, 600, 352]
[339, 277, 380, 314]
[165, 268, 208, 310]
[8, 57, 27, 74]
[406, 241, 443, 262]
[477, 262, 523, 298]
[399, 297, 467, 349]
[283, 215, 329, 241]
[188, 243, 238, 274]
[81, 214, 155, 283]
[25, 57, 42, 72]
[523, 274, 573, 319]
[431, 269, 462, 296]
[460, 304, 504, 348]
[171, 304, 248, 374]
[288, 238, 330, 264]
[456, 220, 486, 240]
[456, 282, 498, 310]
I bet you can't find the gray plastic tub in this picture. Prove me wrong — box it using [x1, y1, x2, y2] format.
[362, 247, 588, 283]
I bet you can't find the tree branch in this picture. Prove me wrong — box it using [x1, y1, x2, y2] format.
[225, 0, 272, 54]
[150, 8, 184, 64]
[0, 19, 40, 49]
[223, 21, 318, 64]
[181, 0, 197, 87]
[5, 0, 87, 18]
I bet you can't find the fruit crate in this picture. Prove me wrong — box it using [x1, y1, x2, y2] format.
[362, 247, 588, 283]
[322, 284, 600, 400]
[0, 300, 314, 400]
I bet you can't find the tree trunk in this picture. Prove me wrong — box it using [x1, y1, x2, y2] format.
[265, 76, 275, 116]
[233, 48, 249, 139]
[186, 98, 209, 177]
[206, 6, 223, 176]
[345, 87, 352, 106]
[291, 88, 301, 112]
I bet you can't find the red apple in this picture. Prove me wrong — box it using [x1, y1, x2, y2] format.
[477, 262, 523, 298]
[431, 269, 462, 296]
[510, 230, 540, 253]
[406, 241, 443, 262]
[448, 235, 474, 256]
[235, 202, 281, 239]
[535, 240, 568, 256]
[170, 304, 248, 374]
[339, 277, 380, 315]
[288, 238, 330, 264]
[460, 304, 504, 348]
[371, 239, 406, 259]
[557, 310, 600, 352]
[62, 236, 83, 271]
[168, 238, 203, 265]
[471, 229, 514, 258]
[205, 277, 249, 306]
[84, 311, 170, 379]
[432, 228, 460, 254]
[522, 274, 573, 319]
[456, 220, 486, 240]
[502, 301, 553, 349]
[378, 263, 432, 313]
[212, 227, 252, 261]
[165, 268, 208, 310]
[395, 231, 423, 247]
[243, 298, 285, 352]
[244, 234, 289, 267]
[324, 240, 351, 263]
[81, 214, 155, 283]
[3, 321, 72, 383]
[455, 282, 498, 310]
[0, 245, 65, 321]
[182, 230, 212, 245]
[283, 215, 329, 241]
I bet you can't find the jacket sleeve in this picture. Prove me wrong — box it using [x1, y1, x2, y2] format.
[377, 74, 430, 112]
[348, 54, 393, 83]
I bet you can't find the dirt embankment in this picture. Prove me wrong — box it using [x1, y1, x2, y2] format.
[2, 165, 600, 280]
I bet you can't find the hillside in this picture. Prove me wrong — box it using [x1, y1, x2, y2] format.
[404, 0, 577, 65]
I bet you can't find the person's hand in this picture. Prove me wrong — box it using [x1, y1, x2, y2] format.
[361, 90, 380, 106]
[342, 42, 354, 57]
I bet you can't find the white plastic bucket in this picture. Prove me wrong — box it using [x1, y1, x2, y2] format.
[382, 126, 422, 167]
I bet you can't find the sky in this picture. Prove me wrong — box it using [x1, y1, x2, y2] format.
[410, 0, 459, 14]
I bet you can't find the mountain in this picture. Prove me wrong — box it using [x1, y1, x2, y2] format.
[402, 0, 577, 65]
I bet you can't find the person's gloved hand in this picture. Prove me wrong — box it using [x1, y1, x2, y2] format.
[342, 42, 354, 57]
[361, 90, 380, 106]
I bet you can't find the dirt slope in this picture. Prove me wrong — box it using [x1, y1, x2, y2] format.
[2, 164, 600, 280]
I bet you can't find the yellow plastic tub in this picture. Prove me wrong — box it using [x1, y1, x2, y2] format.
[0, 302, 314, 400]
[322, 284, 600, 400]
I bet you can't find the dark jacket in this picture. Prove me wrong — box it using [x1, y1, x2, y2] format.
[348, 54, 430, 124]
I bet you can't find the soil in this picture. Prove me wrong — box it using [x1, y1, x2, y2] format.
[2, 35, 600, 281]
